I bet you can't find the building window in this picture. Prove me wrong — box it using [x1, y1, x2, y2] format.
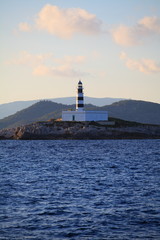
[72, 115, 75, 121]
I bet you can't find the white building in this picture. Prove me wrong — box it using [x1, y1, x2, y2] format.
[62, 81, 108, 121]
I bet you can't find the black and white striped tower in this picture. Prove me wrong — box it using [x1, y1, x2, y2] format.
[76, 80, 84, 111]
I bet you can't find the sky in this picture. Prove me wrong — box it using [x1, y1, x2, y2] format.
[1, 0, 160, 104]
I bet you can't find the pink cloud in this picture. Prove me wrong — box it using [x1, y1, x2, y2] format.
[120, 52, 160, 74]
[34, 4, 102, 38]
[112, 16, 160, 46]
[18, 22, 32, 32]
[6, 51, 89, 78]
[33, 64, 89, 77]
[139, 16, 160, 33]
[5, 51, 52, 66]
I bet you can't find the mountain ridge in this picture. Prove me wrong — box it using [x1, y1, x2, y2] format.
[0, 99, 160, 129]
[0, 97, 124, 119]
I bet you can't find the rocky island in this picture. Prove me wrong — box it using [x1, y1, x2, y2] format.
[0, 118, 160, 140]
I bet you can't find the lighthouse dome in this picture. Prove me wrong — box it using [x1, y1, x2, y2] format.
[78, 80, 82, 85]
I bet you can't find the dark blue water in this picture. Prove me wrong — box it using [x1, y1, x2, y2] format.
[0, 140, 160, 240]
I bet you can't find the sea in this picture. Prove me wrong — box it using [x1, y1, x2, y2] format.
[0, 140, 160, 240]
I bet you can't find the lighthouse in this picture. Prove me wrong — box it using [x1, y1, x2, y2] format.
[62, 81, 108, 121]
[76, 80, 84, 111]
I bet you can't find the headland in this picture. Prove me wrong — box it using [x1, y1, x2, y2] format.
[0, 118, 160, 140]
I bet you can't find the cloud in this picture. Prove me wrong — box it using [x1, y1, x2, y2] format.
[18, 4, 102, 38]
[112, 16, 160, 46]
[120, 52, 160, 74]
[139, 16, 160, 33]
[36, 4, 102, 38]
[5, 51, 52, 66]
[112, 25, 144, 46]
[6, 51, 88, 78]
[18, 22, 32, 32]
[33, 64, 50, 76]
[6, 51, 86, 66]
[55, 55, 86, 65]
[33, 64, 89, 77]
[18, 4, 160, 45]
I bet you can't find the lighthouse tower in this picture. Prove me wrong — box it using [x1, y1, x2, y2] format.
[62, 80, 108, 121]
[76, 80, 84, 111]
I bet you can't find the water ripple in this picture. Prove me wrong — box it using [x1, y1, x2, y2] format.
[0, 139, 160, 239]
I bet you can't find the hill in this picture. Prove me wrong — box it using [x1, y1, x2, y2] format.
[101, 100, 160, 125]
[0, 97, 124, 119]
[0, 101, 69, 129]
[0, 100, 160, 129]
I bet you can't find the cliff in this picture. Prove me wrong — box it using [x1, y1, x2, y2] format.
[0, 120, 160, 140]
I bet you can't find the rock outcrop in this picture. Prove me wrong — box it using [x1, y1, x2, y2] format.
[0, 120, 160, 140]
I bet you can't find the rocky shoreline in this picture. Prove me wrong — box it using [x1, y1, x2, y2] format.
[0, 120, 160, 140]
